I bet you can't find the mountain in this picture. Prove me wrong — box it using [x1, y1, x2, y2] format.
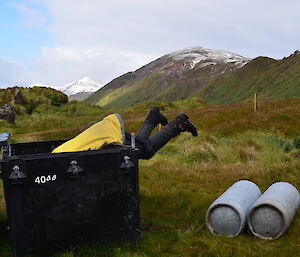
[58, 77, 104, 101]
[197, 50, 300, 104]
[33, 77, 104, 101]
[85, 46, 251, 108]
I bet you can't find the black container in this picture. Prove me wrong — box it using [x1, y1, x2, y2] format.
[0, 139, 140, 257]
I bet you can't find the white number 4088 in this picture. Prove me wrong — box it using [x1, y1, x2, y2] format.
[34, 175, 57, 184]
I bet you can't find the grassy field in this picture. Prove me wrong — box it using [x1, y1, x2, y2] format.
[0, 98, 300, 256]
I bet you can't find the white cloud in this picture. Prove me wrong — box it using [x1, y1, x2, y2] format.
[39, 0, 300, 58]
[32, 46, 156, 85]
[3, 0, 300, 87]
[0, 57, 32, 87]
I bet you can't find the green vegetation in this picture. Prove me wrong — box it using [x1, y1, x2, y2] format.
[129, 97, 205, 113]
[0, 86, 68, 115]
[0, 97, 300, 256]
[199, 53, 300, 104]
[95, 73, 179, 108]
[86, 60, 240, 108]
[0, 101, 104, 142]
[85, 51, 300, 109]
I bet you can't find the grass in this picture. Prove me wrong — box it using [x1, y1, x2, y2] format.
[0, 98, 300, 256]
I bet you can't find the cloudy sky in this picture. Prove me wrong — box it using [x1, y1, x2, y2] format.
[0, 0, 299, 88]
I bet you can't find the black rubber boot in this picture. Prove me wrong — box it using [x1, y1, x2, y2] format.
[149, 112, 198, 152]
[174, 113, 198, 136]
[136, 106, 168, 141]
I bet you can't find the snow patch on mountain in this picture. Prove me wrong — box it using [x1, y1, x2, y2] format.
[59, 77, 104, 96]
[167, 46, 251, 69]
[198, 62, 216, 68]
[31, 77, 104, 102]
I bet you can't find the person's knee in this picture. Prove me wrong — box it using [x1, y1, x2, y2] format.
[138, 150, 155, 160]
[136, 139, 156, 160]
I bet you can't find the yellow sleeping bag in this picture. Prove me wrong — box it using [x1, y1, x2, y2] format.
[52, 113, 125, 153]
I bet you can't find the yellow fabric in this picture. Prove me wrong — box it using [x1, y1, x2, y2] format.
[52, 114, 124, 153]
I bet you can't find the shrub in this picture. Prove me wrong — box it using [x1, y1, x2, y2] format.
[131, 100, 175, 112]
[0, 86, 68, 116]
[26, 100, 38, 114]
[237, 147, 256, 162]
[264, 134, 294, 152]
[185, 150, 218, 164]
[293, 137, 300, 149]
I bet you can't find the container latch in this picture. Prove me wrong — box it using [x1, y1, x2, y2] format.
[9, 165, 26, 184]
[67, 160, 83, 178]
[120, 155, 134, 171]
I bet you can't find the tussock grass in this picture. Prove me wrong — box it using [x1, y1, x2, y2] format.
[0, 98, 300, 256]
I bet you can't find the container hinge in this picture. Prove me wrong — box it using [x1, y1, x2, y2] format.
[67, 160, 83, 179]
[120, 155, 134, 171]
[3, 145, 11, 158]
[9, 165, 26, 184]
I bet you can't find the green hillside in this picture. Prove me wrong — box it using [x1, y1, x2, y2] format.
[0, 86, 68, 115]
[94, 73, 180, 108]
[86, 62, 235, 108]
[199, 51, 300, 104]
[85, 46, 250, 108]
[86, 50, 300, 108]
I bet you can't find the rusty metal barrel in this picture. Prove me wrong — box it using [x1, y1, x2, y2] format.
[248, 182, 300, 239]
[206, 180, 261, 237]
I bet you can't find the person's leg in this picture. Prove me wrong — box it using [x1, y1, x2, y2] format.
[148, 113, 197, 152]
[136, 113, 197, 159]
[136, 106, 168, 141]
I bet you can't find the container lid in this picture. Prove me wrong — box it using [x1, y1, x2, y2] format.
[248, 204, 284, 239]
[207, 205, 242, 236]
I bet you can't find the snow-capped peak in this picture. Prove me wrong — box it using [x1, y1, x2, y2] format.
[167, 46, 251, 69]
[59, 77, 104, 96]
[31, 77, 104, 97]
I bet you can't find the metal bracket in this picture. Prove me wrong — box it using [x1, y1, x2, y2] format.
[131, 133, 135, 149]
[120, 155, 135, 172]
[9, 165, 26, 184]
[67, 160, 83, 179]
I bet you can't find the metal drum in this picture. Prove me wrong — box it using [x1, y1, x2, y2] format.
[248, 182, 300, 239]
[206, 180, 261, 237]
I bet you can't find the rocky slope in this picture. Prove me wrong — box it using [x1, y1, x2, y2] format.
[60, 77, 104, 101]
